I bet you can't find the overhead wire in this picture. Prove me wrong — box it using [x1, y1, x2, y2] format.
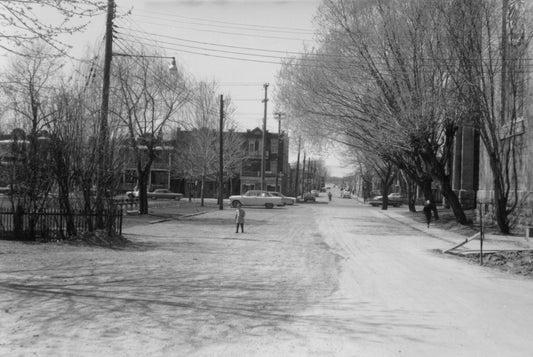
[114, 19, 533, 73]
[133, 12, 315, 36]
[137, 9, 315, 34]
[121, 28, 314, 57]
[115, 7, 533, 73]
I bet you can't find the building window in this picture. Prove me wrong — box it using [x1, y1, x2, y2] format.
[271, 138, 278, 154]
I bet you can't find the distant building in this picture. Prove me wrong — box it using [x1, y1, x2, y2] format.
[239, 127, 289, 194]
[164, 127, 290, 198]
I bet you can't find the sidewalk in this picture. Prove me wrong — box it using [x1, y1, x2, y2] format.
[361, 199, 533, 253]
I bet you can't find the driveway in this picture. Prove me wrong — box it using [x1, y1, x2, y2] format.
[1, 197, 533, 356]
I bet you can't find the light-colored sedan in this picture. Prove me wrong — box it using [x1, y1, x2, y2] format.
[229, 190, 283, 209]
[147, 189, 183, 200]
[269, 192, 296, 206]
[368, 193, 403, 207]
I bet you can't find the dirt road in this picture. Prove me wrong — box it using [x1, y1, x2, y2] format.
[1, 197, 533, 356]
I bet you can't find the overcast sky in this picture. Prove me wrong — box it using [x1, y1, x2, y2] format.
[3, 0, 354, 177]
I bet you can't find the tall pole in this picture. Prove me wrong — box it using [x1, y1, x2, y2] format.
[219, 94, 224, 210]
[301, 151, 306, 198]
[294, 136, 301, 197]
[274, 112, 284, 192]
[261, 83, 269, 191]
[96, 0, 115, 229]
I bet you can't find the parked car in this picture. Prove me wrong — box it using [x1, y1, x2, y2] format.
[368, 193, 404, 207]
[341, 190, 351, 198]
[302, 192, 316, 202]
[229, 190, 283, 209]
[269, 192, 296, 206]
[147, 189, 183, 200]
[311, 189, 320, 197]
[126, 190, 139, 198]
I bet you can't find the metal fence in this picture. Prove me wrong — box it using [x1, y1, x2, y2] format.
[0, 208, 123, 241]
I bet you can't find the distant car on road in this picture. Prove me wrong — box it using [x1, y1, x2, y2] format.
[341, 190, 351, 198]
[302, 192, 316, 202]
[368, 193, 403, 207]
[147, 189, 183, 200]
[311, 190, 320, 197]
[126, 190, 139, 199]
[229, 190, 283, 209]
[269, 192, 296, 206]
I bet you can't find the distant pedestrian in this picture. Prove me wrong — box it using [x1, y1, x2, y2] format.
[423, 200, 433, 228]
[328, 191, 332, 201]
[235, 204, 245, 233]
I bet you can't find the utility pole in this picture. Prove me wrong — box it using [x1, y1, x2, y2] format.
[301, 151, 306, 198]
[96, 0, 115, 230]
[274, 112, 285, 192]
[219, 94, 224, 210]
[261, 83, 269, 191]
[294, 136, 301, 197]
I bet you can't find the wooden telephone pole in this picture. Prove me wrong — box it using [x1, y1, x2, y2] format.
[95, 0, 115, 229]
[261, 83, 269, 191]
[218, 95, 224, 210]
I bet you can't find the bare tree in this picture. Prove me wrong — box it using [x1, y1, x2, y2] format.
[178, 80, 245, 206]
[443, 0, 532, 233]
[277, 0, 469, 223]
[112, 54, 191, 215]
[0, 0, 104, 56]
[1, 44, 61, 238]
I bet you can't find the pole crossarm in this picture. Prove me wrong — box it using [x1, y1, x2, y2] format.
[113, 52, 175, 60]
[112, 52, 178, 75]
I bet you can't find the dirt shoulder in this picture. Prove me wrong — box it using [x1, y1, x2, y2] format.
[398, 206, 533, 278]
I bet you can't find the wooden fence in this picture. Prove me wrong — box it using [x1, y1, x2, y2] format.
[0, 208, 123, 241]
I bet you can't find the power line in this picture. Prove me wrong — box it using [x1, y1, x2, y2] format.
[115, 22, 533, 68]
[132, 12, 315, 36]
[117, 18, 312, 42]
[119, 27, 312, 56]
[135, 8, 315, 33]
[118, 32, 296, 61]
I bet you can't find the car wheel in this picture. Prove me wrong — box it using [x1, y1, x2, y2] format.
[231, 200, 241, 208]
[265, 203, 274, 209]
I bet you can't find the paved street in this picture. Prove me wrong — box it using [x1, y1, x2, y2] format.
[1, 195, 533, 356]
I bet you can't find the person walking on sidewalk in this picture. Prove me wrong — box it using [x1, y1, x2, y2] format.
[423, 200, 433, 228]
[235, 204, 245, 233]
[328, 191, 332, 201]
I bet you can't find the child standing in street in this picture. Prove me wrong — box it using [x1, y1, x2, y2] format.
[235, 204, 245, 233]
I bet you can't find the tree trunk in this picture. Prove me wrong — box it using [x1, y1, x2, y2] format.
[58, 185, 76, 238]
[407, 178, 416, 212]
[493, 176, 510, 234]
[200, 175, 205, 207]
[138, 171, 149, 215]
[440, 177, 468, 224]
[380, 183, 390, 210]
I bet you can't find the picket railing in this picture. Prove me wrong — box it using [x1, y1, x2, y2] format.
[0, 208, 123, 241]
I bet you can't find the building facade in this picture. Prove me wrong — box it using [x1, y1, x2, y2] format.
[239, 127, 289, 194]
